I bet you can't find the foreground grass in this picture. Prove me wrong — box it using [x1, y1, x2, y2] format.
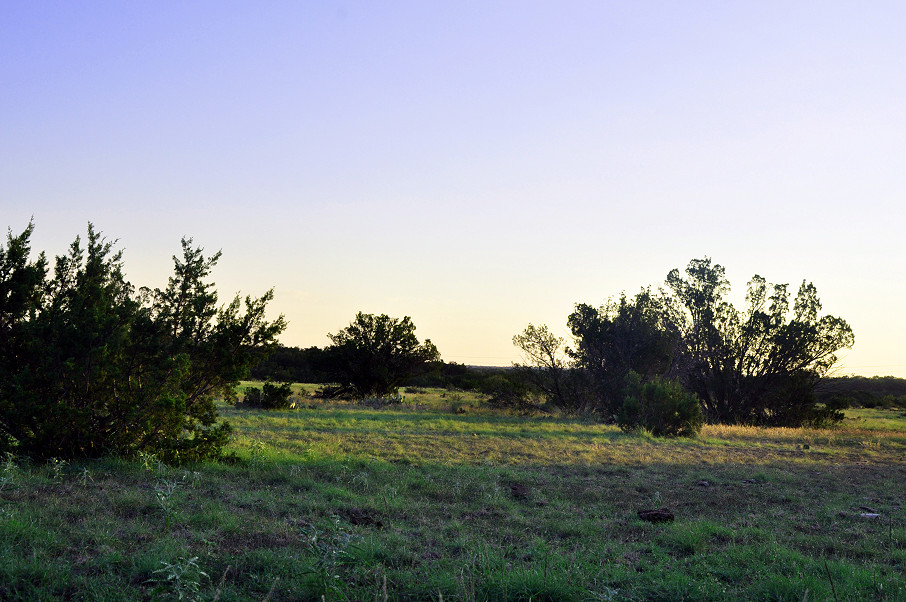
[1, 389, 904, 600]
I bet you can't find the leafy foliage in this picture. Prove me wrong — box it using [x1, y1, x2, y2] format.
[616, 372, 703, 437]
[517, 257, 854, 428]
[0, 222, 285, 461]
[239, 382, 295, 410]
[666, 258, 854, 425]
[567, 289, 678, 416]
[321, 312, 440, 398]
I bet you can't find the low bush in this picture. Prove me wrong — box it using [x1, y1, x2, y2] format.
[617, 373, 703, 437]
[360, 394, 404, 409]
[483, 374, 545, 412]
[238, 382, 294, 410]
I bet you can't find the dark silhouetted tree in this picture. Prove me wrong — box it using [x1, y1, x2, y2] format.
[523, 258, 854, 428]
[0, 223, 285, 461]
[322, 312, 440, 398]
[566, 288, 678, 416]
[666, 257, 854, 425]
[512, 323, 571, 408]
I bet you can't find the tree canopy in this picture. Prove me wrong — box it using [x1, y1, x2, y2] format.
[322, 312, 440, 398]
[516, 257, 854, 428]
[665, 258, 854, 425]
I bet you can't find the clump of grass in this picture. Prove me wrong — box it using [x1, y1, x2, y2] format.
[360, 394, 404, 409]
[300, 516, 363, 597]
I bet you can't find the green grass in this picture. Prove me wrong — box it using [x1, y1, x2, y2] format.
[1, 387, 904, 600]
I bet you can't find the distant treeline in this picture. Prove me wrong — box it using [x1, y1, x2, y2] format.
[251, 345, 906, 410]
[816, 376, 906, 408]
[250, 345, 513, 391]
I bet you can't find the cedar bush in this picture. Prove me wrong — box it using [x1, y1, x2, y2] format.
[239, 382, 295, 410]
[0, 222, 285, 462]
[617, 373, 703, 437]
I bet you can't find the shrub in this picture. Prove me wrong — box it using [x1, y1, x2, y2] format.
[239, 382, 295, 410]
[802, 405, 846, 428]
[0, 223, 285, 462]
[482, 374, 543, 411]
[617, 373, 703, 437]
[360, 394, 404, 409]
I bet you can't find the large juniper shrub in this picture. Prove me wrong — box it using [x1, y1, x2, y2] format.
[0, 222, 285, 462]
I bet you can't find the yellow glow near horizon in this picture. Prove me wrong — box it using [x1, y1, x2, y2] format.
[3, 3, 905, 377]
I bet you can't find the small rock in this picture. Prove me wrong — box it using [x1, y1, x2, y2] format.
[637, 508, 674, 523]
[695, 480, 710, 487]
[860, 513, 881, 520]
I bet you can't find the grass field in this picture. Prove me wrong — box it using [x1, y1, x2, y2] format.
[1, 384, 904, 600]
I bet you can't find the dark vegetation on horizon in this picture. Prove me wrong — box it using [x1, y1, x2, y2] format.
[254, 258, 863, 437]
[252, 342, 906, 412]
[250, 345, 510, 390]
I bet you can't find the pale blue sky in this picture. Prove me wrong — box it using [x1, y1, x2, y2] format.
[2, 2, 904, 375]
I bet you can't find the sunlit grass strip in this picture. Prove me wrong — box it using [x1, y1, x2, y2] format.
[221, 404, 906, 468]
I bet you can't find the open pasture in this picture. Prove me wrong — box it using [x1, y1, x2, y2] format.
[1, 387, 904, 600]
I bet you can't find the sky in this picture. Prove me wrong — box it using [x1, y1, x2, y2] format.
[2, 1, 904, 376]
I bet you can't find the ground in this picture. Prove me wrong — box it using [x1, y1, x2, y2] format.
[0, 385, 903, 600]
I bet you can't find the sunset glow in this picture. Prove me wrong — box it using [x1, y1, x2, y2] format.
[3, 2, 904, 375]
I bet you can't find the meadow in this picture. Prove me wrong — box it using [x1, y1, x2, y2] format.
[1, 384, 904, 601]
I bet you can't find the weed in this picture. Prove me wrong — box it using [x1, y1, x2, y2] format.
[79, 466, 93, 487]
[247, 440, 268, 469]
[0, 453, 19, 494]
[149, 556, 208, 601]
[139, 451, 167, 474]
[154, 477, 182, 529]
[301, 516, 363, 597]
[351, 471, 370, 491]
[181, 470, 201, 488]
[48, 457, 68, 481]
[1, 452, 17, 473]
